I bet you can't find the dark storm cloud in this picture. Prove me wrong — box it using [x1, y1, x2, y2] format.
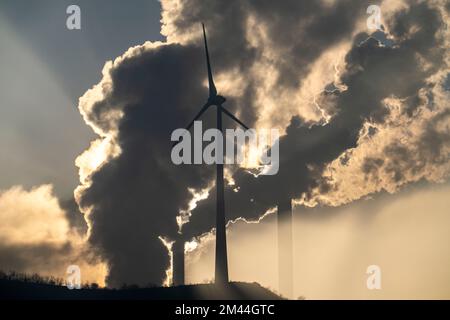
[79, 0, 371, 286]
[78, 43, 220, 287]
[77, 0, 448, 286]
[166, 0, 372, 122]
[59, 197, 88, 235]
[184, 1, 448, 238]
[166, 0, 378, 237]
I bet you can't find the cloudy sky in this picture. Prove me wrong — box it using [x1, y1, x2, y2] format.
[0, 0, 449, 298]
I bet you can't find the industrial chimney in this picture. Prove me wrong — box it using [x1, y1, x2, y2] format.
[172, 238, 185, 286]
[277, 198, 293, 298]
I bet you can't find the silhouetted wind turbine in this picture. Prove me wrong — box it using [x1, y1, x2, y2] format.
[179, 23, 249, 284]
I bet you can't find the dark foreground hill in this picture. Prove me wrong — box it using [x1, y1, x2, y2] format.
[0, 279, 283, 300]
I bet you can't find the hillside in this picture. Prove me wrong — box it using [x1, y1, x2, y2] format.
[0, 279, 283, 300]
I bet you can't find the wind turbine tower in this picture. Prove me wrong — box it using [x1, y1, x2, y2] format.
[177, 24, 249, 284]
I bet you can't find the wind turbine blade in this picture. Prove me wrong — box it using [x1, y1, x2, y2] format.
[220, 106, 249, 130]
[185, 101, 211, 131]
[172, 101, 212, 147]
[202, 23, 217, 98]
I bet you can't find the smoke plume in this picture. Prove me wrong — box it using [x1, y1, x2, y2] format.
[76, 0, 450, 286]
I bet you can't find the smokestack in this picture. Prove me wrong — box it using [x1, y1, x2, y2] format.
[277, 199, 293, 298]
[172, 238, 185, 286]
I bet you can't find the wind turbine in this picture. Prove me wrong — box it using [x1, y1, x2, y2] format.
[179, 23, 249, 284]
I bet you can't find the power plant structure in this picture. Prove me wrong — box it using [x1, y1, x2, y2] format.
[172, 237, 185, 286]
[277, 199, 293, 298]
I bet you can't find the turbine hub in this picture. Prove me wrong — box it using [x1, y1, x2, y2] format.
[209, 95, 226, 105]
